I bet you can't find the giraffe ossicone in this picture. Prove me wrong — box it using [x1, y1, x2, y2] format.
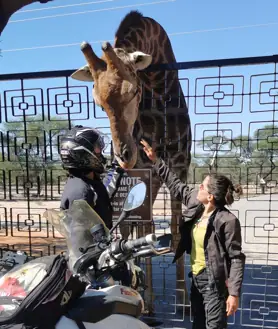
[71, 48, 152, 81]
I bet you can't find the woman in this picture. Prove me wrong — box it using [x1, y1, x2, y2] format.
[141, 139, 245, 329]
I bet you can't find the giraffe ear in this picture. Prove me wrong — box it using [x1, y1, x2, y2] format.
[71, 65, 94, 82]
[130, 51, 152, 70]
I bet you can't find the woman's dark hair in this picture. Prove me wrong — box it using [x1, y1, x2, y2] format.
[207, 174, 243, 207]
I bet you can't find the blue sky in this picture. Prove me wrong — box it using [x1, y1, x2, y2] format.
[1, 0, 278, 159]
[2, 0, 278, 72]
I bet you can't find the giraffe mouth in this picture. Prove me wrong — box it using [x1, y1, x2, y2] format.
[111, 129, 139, 170]
[115, 153, 127, 164]
[114, 148, 130, 167]
[114, 143, 137, 169]
[114, 154, 133, 170]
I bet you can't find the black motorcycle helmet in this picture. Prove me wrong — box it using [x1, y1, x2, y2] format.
[59, 125, 108, 174]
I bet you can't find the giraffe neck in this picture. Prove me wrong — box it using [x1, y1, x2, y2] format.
[114, 11, 191, 181]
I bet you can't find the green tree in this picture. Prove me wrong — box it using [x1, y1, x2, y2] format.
[196, 133, 243, 182]
[250, 124, 278, 184]
[0, 116, 70, 197]
[188, 154, 209, 184]
[196, 124, 278, 186]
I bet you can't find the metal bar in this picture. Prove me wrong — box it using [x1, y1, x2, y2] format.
[1, 54, 278, 81]
[145, 54, 278, 71]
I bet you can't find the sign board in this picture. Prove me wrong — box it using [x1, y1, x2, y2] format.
[111, 169, 152, 222]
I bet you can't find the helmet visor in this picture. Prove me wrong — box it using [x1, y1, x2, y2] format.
[91, 132, 109, 155]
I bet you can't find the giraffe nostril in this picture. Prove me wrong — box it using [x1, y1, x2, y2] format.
[120, 144, 130, 163]
[122, 149, 129, 162]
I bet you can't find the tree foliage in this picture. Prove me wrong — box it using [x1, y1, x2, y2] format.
[0, 116, 69, 197]
[0, 117, 276, 197]
[188, 124, 278, 186]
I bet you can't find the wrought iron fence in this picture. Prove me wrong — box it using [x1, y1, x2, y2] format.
[0, 55, 277, 328]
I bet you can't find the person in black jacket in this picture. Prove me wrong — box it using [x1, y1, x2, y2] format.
[60, 125, 124, 229]
[141, 139, 245, 329]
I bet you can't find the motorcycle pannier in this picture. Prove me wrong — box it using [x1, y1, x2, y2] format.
[0, 254, 86, 328]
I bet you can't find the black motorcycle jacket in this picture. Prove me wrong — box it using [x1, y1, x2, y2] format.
[60, 166, 124, 229]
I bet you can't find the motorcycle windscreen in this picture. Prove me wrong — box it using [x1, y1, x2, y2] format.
[0, 261, 48, 317]
[43, 200, 110, 271]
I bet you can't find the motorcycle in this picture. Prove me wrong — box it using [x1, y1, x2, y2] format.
[0, 182, 172, 329]
[52, 181, 172, 329]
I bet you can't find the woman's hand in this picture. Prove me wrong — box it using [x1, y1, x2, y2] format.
[226, 295, 239, 316]
[140, 139, 157, 163]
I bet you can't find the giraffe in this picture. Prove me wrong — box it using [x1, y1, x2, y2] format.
[71, 10, 192, 315]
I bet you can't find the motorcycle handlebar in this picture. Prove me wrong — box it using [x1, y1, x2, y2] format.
[111, 234, 157, 255]
[123, 234, 157, 252]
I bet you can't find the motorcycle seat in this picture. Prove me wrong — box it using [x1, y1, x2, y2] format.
[66, 295, 142, 323]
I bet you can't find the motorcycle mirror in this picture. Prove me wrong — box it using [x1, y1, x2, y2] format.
[110, 181, 147, 235]
[123, 182, 147, 212]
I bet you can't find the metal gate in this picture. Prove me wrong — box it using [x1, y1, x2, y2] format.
[0, 55, 277, 328]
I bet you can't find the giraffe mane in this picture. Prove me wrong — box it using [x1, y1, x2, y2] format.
[115, 10, 143, 41]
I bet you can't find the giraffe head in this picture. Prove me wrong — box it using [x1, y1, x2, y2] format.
[71, 41, 152, 169]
